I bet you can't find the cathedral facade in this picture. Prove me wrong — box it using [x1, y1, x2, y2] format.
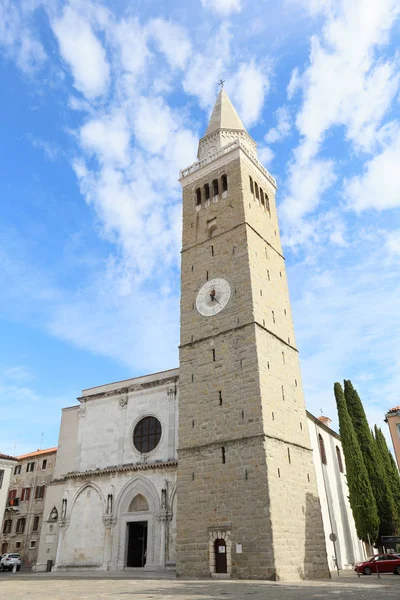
[35, 91, 364, 579]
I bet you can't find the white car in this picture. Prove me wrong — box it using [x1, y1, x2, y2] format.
[0, 553, 21, 571]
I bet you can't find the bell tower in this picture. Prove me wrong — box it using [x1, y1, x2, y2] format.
[176, 89, 329, 580]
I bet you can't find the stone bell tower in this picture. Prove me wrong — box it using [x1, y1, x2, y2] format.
[176, 88, 329, 580]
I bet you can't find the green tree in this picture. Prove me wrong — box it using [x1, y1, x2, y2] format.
[375, 425, 400, 510]
[334, 382, 379, 543]
[344, 380, 400, 540]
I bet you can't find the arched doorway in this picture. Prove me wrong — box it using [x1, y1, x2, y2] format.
[126, 494, 149, 568]
[214, 538, 227, 573]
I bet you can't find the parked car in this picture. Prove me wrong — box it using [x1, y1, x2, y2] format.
[0, 553, 21, 571]
[355, 554, 400, 575]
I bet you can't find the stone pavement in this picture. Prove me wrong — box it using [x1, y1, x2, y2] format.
[0, 571, 399, 600]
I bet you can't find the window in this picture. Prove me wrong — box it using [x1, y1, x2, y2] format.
[0, 469, 3, 489]
[42, 459, 47, 470]
[195, 188, 201, 206]
[265, 192, 270, 213]
[221, 447, 226, 464]
[249, 176, 254, 193]
[15, 541, 21, 549]
[3, 520, 12, 534]
[222, 174, 228, 192]
[204, 183, 210, 200]
[32, 516, 40, 532]
[30, 540, 36, 549]
[212, 179, 219, 196]
[260, 188, 265, 206]
[8, 489, 17, 505]
[14, 465, 21, 475]
[255, 182, 259, 200]
[49, 507, 58, 521]
[336, 446, 344, 473]
[35, 485, 45, 500]
[318, 434, 327, 465]
[16, 518, 26, 534]
[133, 416, 162, 454]
[26, 462, 35, 473]
[21, 487, 31, 502]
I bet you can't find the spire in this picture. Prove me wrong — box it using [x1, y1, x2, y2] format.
[205, 88, 246, 136]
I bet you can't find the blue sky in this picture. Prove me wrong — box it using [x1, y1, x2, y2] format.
[1, 0, 400, 455]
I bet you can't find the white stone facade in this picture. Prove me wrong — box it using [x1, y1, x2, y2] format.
[36, 369, 178, 572]
[307, 414, 365, 571]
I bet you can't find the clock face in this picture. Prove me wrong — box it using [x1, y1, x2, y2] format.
[196, 278, 231, 317]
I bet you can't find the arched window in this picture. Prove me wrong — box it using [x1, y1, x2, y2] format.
[204, 183, 210, 200]
[336, 446, 344, 473]
[265, 192, 270, 213]
[249, 176, 254, 194]
[49, 507, 58, 521]
[318, 434, 327, 465]
[260, 188, 265, 206]
[222, 175, 228, 192]
[195, 188, 201, 206]
[212, 179, 219, 197]
[255, 182, 260, 200]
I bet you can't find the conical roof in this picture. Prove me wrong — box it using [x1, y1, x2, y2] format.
[205, 88, 246, 135]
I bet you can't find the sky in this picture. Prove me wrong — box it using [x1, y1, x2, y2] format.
[0, 0, 399, 455]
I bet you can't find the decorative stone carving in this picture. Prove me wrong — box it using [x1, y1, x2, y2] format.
[102, 515, 117, 529]
[156, 509, 172, 523]
[167, 386, 176, 399]
[58, 518, 70, 530]
[118, 394, 128, 408]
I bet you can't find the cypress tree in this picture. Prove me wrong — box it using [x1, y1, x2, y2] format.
[334, 382, 379, 543]
[344, 380, 400, 540]
[375, 426, 400, 511]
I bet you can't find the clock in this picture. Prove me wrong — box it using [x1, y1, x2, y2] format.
[196, 278, 231, 317]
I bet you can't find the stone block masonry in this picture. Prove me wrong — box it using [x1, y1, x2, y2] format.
[176, 89, 329, 580]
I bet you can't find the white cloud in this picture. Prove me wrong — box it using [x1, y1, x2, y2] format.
[258, 146, 274, 165]
[265, 106, 291, 144]
[80, 113, 131, 165]
[148, 18, 191, 70]
[282, 157, 336, 224]
[110, 16, 150, 82]
[201, 0, 242, 17]
[230, 60, 270, 127]
[281, 0, 400, 231]
[0, 0, 47, 74]
[385, 230, 400, 256]
[345, 129, 400, 212]
[183, 23, 232, 109]
[52, 5, 110, 99]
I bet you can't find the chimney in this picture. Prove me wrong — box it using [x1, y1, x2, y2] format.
[318, 416, 332, 427]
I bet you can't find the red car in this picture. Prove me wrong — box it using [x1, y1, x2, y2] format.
[355, 554, 400, 575]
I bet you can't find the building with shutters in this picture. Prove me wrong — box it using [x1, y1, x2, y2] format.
[0, 447, 57, 566]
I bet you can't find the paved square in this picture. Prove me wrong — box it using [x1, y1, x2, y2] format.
[1, 572, 400, 600]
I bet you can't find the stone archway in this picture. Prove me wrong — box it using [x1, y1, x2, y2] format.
[209, 530, 232, 576]
[113, 477, 159, 571]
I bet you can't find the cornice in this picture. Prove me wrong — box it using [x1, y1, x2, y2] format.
[53, 459, 178, 482]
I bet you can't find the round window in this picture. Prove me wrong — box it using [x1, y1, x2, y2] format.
[133, 416, 162, 454]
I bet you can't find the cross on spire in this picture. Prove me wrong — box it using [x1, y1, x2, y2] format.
[218, 79, 225, 89]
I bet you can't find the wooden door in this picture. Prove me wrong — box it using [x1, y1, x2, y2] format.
[215, 538, 227, 573]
